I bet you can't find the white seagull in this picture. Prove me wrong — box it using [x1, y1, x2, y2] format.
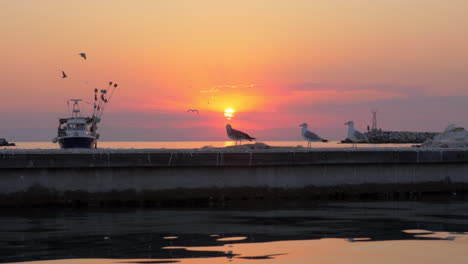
[226, 124, 255, 145]
[344, 121, 368, 147]
[299, 123, 328, 148]
[79, 53, 87, 60]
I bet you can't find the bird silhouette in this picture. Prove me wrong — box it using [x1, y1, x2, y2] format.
[79, 53, 87, 60]
[187, 109, 199, 114]
[61, 71, 67, 78]
[226, 124, 255, 145]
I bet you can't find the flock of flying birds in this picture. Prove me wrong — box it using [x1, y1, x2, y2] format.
[61, 52, 87, 79]
[60, 52, 119, 118]
[62, 52, 202, 117]
[186, 84, 256, 115]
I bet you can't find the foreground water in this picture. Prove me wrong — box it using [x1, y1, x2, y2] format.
[6, 141, 413, 149]
[1, 201, 467, 263]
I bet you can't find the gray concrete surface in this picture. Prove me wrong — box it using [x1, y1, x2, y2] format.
[0, 148, 467, 206]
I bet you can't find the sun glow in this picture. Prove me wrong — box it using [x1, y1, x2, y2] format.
[224, 108, 235, 120]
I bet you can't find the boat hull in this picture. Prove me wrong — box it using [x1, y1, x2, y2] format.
[58, 136, 96, 149]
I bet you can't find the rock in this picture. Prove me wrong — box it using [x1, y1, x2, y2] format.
[0, 138, 15, 146]
[421, 125, 468, 148]
[364, 130, 438, 144]
[340, 138, 353, 143]
[226, 142, 271, 149]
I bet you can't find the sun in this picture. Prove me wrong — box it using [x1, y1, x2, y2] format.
[224, 108, 235, 120]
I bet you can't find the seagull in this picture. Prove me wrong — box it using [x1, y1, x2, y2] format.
[344, 121, 368, 147]
[226, 124, 255, 145]
[61, 71, 67, 78]
[299, 123, 328, 148]
[79, 53, 87, 60]
[187, 109, 199, 114]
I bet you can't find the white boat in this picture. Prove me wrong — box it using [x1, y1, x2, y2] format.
[53, 82, 117, 149]
[53, 99, 99, 148]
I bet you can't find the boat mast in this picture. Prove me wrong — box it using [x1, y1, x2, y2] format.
[92, 82, 118, 120]
[70, 99, 82, 119]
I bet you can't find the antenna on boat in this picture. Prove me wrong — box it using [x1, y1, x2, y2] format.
[107, 83, 118, 103]
[69, 99, 82, 118]
[97, 82, 118, 119]
[94, 82, 110, 117]
[92, 88, 99, 117]
[67, 99, 71, 116]
[90, 81, 118, 122]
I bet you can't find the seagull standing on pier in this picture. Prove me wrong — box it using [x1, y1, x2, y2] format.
[344, 121, 368, 147]
[226, 124, 256, 145]
[299, 123, 328, 148]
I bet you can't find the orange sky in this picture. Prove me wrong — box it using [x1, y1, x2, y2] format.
[2, 0, 468, 141]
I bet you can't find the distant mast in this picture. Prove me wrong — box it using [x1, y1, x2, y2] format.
[371, 109, 378, 131]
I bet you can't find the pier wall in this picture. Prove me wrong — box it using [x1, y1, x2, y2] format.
[0, 149, 467, 206]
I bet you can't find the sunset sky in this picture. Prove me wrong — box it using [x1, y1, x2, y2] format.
[2, 0, 468, 141]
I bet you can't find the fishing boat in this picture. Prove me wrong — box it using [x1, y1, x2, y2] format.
[53, 82, 117, 149]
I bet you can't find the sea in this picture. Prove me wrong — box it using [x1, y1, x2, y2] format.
[3, 141, 466, 264]
[1, 201, 467, 263]
[4, 141, 414, 149]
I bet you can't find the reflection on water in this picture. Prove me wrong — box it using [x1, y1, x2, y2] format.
[1, 202, 468, 263]
[5, 141, 414, 149]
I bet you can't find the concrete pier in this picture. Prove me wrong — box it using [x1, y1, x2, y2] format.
[1, 148, 468, 206]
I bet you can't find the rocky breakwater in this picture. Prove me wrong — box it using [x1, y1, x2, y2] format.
[364, 130, 438, 143]
[0, 138, 15, 146]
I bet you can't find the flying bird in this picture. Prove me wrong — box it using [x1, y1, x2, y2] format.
[299, 123, 328, 148]
[344, 121, 368, 147]
[61, 71, 67, 78]
[79, 53, 87, 60]
[226, 124, 256, 145]
[187, 109, 199, 114]
[200, 87, 220, 93]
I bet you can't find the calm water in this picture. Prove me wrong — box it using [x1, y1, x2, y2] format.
[1, 201, 467, 263]
[6, 141, 414, 149]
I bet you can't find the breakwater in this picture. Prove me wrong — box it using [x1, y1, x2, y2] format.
[0, 138, 15, 146]
[0, 148, 467, 206]
[364, 131, 438, 143]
